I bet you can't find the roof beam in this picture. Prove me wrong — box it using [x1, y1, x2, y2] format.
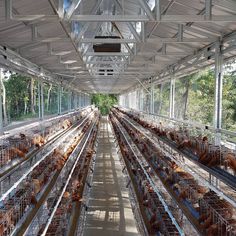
[81, 38, 136, 44]
[177, 24, 184, 42]
[86, 61, 126, 65]
[76, 36, 216, 45]
[0, 45, 82, 92]
[86, 52, 130, 57]
[211, 0, 236, 12]
[126, 22, 141, 42]
[137, 0, 155, 21]
[155, 0, 161, 21]
[71, 15, 148, 22]
[58, 0, 64, 18]
[92, 71, 155, 75]
[13, 15, 59, 22]
[74, 0, 103, 41]
[65, 0, 82, 20]
[70, 14, 236, 22]
[147, 37, 215, 43]
[112, 0, 141, 42]
[5, 0, 12, 20]
[205, 0, 212, 20]
[161, 14, 236, 22]
[11, 14, 236, 23]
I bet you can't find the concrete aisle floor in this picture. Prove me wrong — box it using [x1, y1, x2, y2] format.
[83, 116, 139, 236]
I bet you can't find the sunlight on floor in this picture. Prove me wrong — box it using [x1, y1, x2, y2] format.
[83, 116, 139, 236]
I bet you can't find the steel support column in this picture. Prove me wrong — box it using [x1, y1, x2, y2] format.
[38, 81, 41, 119]
[84, 94, 87, 106]
[75, 93, 78, 109]
[210, 42, 223, 187]
[68, 91, 72, 111]
[214, 42, 223, 145]
[169, 76, 175, 118]
[79, 93, 81, 108]
[141, 89, 144, 111]
[0, 69, 4, 135]
[151, 78, 154, 114]
[57, 85, 62, 115]
[40, 81, 44, 120]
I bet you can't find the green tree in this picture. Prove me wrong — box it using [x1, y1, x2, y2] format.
[91, 94, 118, 115]
[4, 74, 36, 120]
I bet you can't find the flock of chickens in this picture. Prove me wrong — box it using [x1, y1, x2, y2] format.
[111, 107, 236, 236]
[38, 119, 99, 235]
[0, 117, 74, 169]
[119, 107, 236, 175]
[110, 113, 180, 235]
[0, 104, 235, 236]
[0, 109, 96, 236]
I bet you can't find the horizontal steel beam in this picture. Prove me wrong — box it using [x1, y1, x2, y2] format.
[137, 51, 188, 57]
[0, 37, 71, 43]
[71, 15, 149, 22]
[85, 61, 126, 65]
[92, 71, 155, 75]
[80, 37, 214, 44]
[0, 45, 84, 93]
[13, 15, 59, 22]
[11, 14, 236, 23]
[147, 37, 215, 43]
[71, 14, 236, 22]
[81, 38, 136, 43]
[86, 52, 130, 56]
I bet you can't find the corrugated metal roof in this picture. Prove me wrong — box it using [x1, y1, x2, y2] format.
[0, 0, 236, 93]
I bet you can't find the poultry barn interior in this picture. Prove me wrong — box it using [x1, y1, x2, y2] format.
[0, 0, 236, 236]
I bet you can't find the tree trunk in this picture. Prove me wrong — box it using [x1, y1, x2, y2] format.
[47, 84, 52, 111]
[0, 74, 7, 125]
[24, 98, 27, 115]
[30, 78, 36, 114]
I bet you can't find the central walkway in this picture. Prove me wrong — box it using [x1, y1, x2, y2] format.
[83, 117, 139, 236]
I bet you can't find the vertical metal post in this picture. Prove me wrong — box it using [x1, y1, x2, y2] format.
[5, 0, 12, 20]
[169, 76, 175, 118]
[57, 85, 60, 114]
[79, 93, 82, 108]
[141, 89, 144, 111]
[88, 95, 91, 106]
[82, 93, 84, 107]
[138, 90, 141, 111]
[210, 42, 223, 187]
[58, 0, 64, 18]
[68, 91, 71, 111]
[0, 69, 4, 135]
[155, 0, 161, 21]
[74, 92, 78, 110]
[205, 0, 212, 20]
[141, 22, 145, 43]
[59, 86, 62, 114]
[78, 93, 80, 108]
[40, 81, 44, 120]
[214, 42, 223, 145]
[136, 90, 138, 110]
[151, 78, 154, 114]
[38, 81, 41, 119]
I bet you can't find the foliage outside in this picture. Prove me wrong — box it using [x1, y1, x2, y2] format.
[1, 73, 63, 124]
[154, 65, 236, 132]
[91, 94, 118, 115]
[0, 59, 235, 132]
